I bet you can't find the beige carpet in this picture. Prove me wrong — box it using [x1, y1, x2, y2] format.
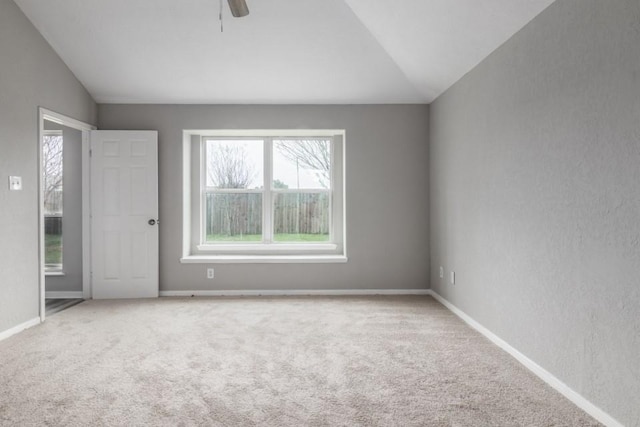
[0, 296, 600, 426]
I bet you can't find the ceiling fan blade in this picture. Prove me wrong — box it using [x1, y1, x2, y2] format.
[227, 0, 249, 17]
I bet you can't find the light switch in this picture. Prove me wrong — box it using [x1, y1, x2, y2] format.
[9, 176, 22, 191]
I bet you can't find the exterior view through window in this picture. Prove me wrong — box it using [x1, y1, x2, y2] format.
[204, 138, 331, 244]
[43, 131, 63, 271]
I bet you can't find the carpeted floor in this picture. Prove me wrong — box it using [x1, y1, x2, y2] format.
[0, 296, 600, 426]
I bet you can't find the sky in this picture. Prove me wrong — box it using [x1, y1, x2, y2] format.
[206, 139, 329, 190]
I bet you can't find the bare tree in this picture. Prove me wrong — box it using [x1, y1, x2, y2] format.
[206, 143, 258, 237]
[207, 144, 256, 189]
[42, 134, 63, 214]
[276, 139, 330, 188]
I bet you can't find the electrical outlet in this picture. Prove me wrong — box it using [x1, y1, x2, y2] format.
[9, 176, 22, 191]
[207, 268, 214, 279]
[439, 266, 444, 279]
[450, 271, 455, 285]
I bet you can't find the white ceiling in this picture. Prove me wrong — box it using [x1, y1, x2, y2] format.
[15, 0, 555, 104]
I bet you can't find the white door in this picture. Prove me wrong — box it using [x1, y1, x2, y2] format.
[90, 131, 159, 299]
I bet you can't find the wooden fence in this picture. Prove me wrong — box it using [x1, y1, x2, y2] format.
[205, 193, 329, 237]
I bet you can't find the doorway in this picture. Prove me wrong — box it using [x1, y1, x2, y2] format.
[38, 108, 95, 321]
[43, 122, 81, 294]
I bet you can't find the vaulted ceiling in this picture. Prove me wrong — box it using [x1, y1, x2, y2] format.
[15, 0, 555, 104]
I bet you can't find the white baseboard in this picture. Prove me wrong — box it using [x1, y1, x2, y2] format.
[427, 290, 622, 427]
[45, 291, 84, 299]
[0, 317, 40, 343]
[160, 289, 430, 297]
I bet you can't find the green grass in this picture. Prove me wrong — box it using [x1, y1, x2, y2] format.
[274, 233, 329, 242]
[207, 234, 262, 242]
[45, 234, 62, 265]
[206, 233, 329, 243]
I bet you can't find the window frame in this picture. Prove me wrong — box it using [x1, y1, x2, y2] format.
[181, 129, 347, 263]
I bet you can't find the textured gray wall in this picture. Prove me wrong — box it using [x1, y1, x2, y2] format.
[0, 0, 96, 332]
[98, 104, 430, 292]
[44, 122, 83, 293]
[429, 0, 640, 425]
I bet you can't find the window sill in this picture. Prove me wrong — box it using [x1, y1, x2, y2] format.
[180, 255, 348, 264]
[45, 271, 65, 277]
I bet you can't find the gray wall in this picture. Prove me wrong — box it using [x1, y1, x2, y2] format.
[98, 104, 430, 292]
[0, 0, 96, 332]
[44, 122, 83, 293]
[429, 0, 639, 425]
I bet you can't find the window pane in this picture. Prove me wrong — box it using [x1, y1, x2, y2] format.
[206, 140, 263, 189]
[205, 193, 262, 242]
[45, 218, 63, 269]
[273, 193, 330, 242]
[273, 139, 330, 189]
[43, 133, 63, 270]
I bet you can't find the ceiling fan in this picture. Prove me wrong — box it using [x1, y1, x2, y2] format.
[227, 0, 249, 17]
[218, 0, 248, 31]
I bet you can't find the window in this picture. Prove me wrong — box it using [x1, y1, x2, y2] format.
[182, 130, 346, 263]
[43, 130, 64, 272]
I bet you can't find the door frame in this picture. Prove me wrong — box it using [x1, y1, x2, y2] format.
[38, 107, 96, 321]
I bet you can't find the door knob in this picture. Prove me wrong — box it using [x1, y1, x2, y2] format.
[148, 219, 157, 225]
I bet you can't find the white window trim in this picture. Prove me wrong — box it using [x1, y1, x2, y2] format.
[181, 129, 347, 263]
[43, 130, 63, 136]
[44, 271, 65, 277]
